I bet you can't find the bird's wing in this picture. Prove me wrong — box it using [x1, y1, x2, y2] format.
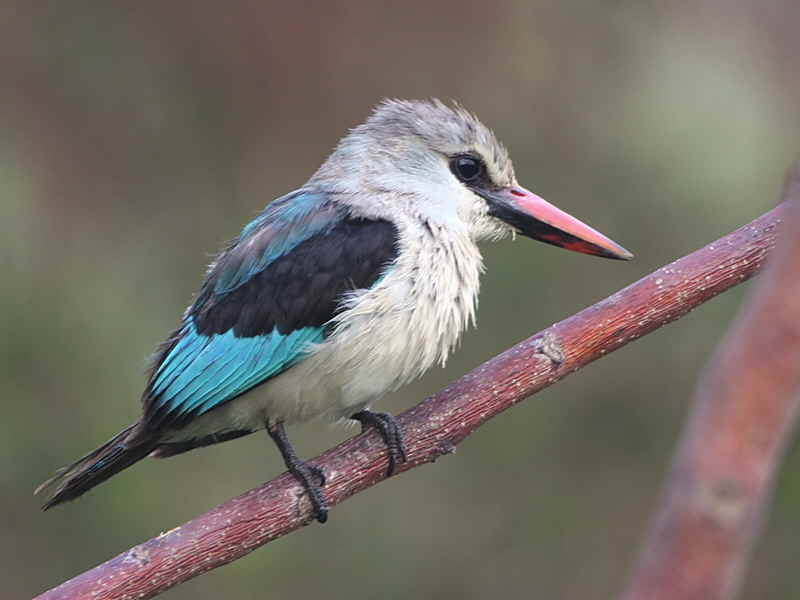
[143, 189, 399, 429]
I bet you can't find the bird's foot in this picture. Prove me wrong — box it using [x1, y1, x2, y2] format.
[285, 459, 328, 523]
[351, 410, 408, 476]
[266, 421, 328, 523]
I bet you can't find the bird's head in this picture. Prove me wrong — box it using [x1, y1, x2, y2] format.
[311, 99, 632, 260]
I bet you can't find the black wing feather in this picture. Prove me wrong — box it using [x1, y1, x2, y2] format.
[192, 217, 400, 336]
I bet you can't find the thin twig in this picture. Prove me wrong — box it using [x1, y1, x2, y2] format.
[623, 168, 800, 600]
[37, 203, 783, 600]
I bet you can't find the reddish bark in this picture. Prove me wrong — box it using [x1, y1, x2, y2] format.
[37, 202, 783, 600]
[623, 170, 800, 600]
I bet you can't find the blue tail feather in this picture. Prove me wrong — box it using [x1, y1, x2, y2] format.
[37, 424, 157, 510]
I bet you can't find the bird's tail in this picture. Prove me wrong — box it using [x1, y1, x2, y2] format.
[36, 423, 158, 510]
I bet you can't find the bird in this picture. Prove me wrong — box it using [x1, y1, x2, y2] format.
[37, 99, 632, 523]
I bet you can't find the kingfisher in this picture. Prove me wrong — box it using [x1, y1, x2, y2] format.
[38, 99, 632, 522]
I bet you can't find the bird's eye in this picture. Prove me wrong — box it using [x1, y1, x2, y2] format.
[450, 156, 484, 183]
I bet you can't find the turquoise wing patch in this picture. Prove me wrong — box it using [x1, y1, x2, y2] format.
[150, 317, 324, 419]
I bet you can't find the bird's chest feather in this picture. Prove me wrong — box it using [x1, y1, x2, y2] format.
[208, 226, 483, 428]
[256, 226, 483, 422]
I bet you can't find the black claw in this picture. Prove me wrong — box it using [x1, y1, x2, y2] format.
[307, 463, 326, 487]
[266, 421, 328, 523]
[351, 410, 408, 476]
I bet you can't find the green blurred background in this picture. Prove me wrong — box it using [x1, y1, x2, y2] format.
[3, 2, 799, 598]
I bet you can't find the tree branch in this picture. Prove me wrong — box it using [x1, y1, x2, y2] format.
[622, 168, 800, 600]
[38, 202, 784, 600]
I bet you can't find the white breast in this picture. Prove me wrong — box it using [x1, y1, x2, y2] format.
[247, 218, 482, 424]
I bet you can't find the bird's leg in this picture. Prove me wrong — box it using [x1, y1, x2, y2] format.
[350, 410, 408, 476]
[266, 420, 328, 524]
